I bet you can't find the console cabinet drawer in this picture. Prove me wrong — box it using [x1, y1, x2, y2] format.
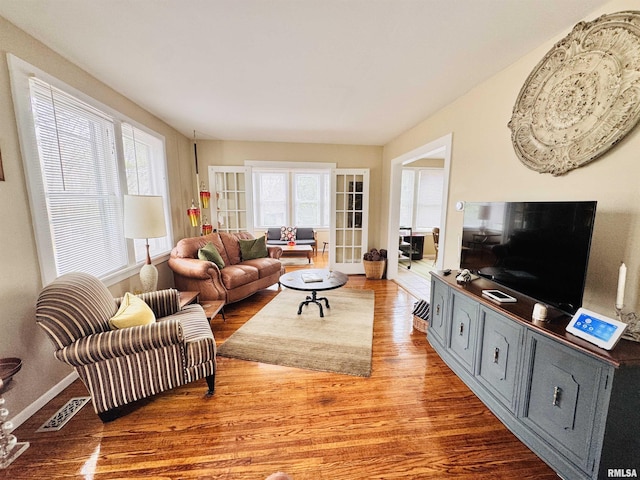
[476, 307, 524, 413]
[448, 291, 479, 373]
[429, 278, 448, 347]
[520, 331, 609, 472]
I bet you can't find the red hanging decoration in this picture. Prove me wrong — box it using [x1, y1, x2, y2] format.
[199, 182, 210, 209]
[187, 200, 200, 227]
[201, 218, 213, 235]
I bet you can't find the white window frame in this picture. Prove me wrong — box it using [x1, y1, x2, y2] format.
[399, 167, 444, 233]
[247, 161, 335, 230]
[8, 54, 173, 286]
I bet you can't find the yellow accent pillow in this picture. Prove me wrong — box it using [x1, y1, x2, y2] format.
[109, 292, 156, 330]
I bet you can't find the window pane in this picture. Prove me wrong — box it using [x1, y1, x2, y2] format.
[22, 71, 171, 284]
[30, 78, 128, 277]
[122, 123, 170, 261]
[415, 169, 444, 229]
[256, 172, 287, 226]
[294, 173, 320, 226]
[253, 169, 330, 229]
[399, 169, 414, 227]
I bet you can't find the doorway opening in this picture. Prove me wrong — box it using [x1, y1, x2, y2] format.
[386, 133, 452, 299]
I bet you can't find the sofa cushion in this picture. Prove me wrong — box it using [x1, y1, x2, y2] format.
[296, 227, 314, 240]
[198, 242, 225, 269]
[266, 228, 282, 241]
[291, 240, 314, 246]
[220, 265, 260, 290]
[174, 233, 231, 267]
[239, 236, 268, 260]
[109, 292, 156, 330]
[266, 239, 288, 245]
[280, 226, 297, 241]
[241, 257, 283, 278]
[220, 231, 254, 265]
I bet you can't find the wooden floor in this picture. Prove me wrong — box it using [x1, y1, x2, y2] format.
[5, 256, 557, 479]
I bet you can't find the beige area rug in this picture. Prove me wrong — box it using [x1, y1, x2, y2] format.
[217, 288, 374, 376]
[279, 257, 314, 266]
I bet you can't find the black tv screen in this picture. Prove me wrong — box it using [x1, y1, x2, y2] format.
[460, 201, 597, 315]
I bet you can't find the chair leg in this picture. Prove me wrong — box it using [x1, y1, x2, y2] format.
[205, 372, 216, 397]
[98, 408, 120, 423]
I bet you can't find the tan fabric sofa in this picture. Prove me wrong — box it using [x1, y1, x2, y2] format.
[169, 231, 284, 303]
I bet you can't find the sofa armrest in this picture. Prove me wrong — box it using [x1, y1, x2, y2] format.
[55, 319, 183, 367]
[168, 257, 220, 279]
[268, 246, 283, 259]
[115, 289, 181, 318]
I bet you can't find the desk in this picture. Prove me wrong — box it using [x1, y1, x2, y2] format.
[400, 233, 425, 260]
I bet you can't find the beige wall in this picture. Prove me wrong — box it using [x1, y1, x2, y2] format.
[196, 140, 383, 247]
[383, 0, 640, 314]
[0, 17, 194, 417]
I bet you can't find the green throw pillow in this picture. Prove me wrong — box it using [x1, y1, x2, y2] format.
[239, 236, 268, 260]
[198, 242, 225, 269]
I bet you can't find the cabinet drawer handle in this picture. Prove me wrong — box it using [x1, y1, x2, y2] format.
[493, 347, 500, 363]
[459, 323, 464, 335]
[552, 386, 562, 407]
[436, 304, 441, 315]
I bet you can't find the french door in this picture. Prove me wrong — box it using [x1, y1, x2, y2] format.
[209, 165, 370, 276]
[330, 169, 369, 274]
[208, 166, 253, 233]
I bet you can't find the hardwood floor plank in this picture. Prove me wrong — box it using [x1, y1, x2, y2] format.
[4, 258, 557, 479]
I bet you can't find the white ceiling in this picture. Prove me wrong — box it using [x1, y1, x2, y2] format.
[0, 0, 611, 145]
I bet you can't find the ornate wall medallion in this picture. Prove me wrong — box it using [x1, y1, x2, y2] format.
[508, 11, 640, 176]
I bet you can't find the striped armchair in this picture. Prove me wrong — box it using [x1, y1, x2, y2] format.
[36, 272, 216, 422]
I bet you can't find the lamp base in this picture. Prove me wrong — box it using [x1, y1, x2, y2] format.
[140, 263, 158, 293]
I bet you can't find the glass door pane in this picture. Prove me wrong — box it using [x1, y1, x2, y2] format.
[209, 166, 252, 233]
[330, 169, 369, 274]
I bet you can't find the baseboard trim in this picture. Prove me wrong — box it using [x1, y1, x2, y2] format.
[9, 371, 79, 430]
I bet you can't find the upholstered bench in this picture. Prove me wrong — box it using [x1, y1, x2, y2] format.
[265, 227, 317, 255]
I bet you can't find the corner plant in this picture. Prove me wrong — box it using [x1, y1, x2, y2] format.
[363, 248, 387, 261]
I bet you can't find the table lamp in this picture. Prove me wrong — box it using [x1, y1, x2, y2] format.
[124, 195, 167, 292]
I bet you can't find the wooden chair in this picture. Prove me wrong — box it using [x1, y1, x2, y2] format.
[432, 227, 440, 264]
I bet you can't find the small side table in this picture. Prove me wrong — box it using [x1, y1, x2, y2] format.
[179, 291, 225, 322]
[179, 291, 200, 308]
[200, 300, 226, 322]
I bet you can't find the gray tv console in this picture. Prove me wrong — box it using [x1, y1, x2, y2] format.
[429, 271, 640, 480]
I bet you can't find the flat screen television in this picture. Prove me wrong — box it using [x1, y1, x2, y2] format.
[460, 201, 597, 315]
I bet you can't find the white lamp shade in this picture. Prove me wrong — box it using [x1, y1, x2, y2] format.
[124, 195, 167, 239]
[478, 205, 491, 221]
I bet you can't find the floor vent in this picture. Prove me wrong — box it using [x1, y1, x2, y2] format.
[36, 397, 91, 432]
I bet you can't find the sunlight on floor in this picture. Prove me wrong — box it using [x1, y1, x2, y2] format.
[394, 259, 433, 301]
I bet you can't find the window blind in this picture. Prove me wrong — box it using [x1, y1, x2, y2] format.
[29, 77, 128, 278]
[416, 169, 444, 229]
[121, 122, 170, 262]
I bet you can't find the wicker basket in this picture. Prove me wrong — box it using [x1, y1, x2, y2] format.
[413, 315, 428, 333]
[363, 260, 385, 279]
